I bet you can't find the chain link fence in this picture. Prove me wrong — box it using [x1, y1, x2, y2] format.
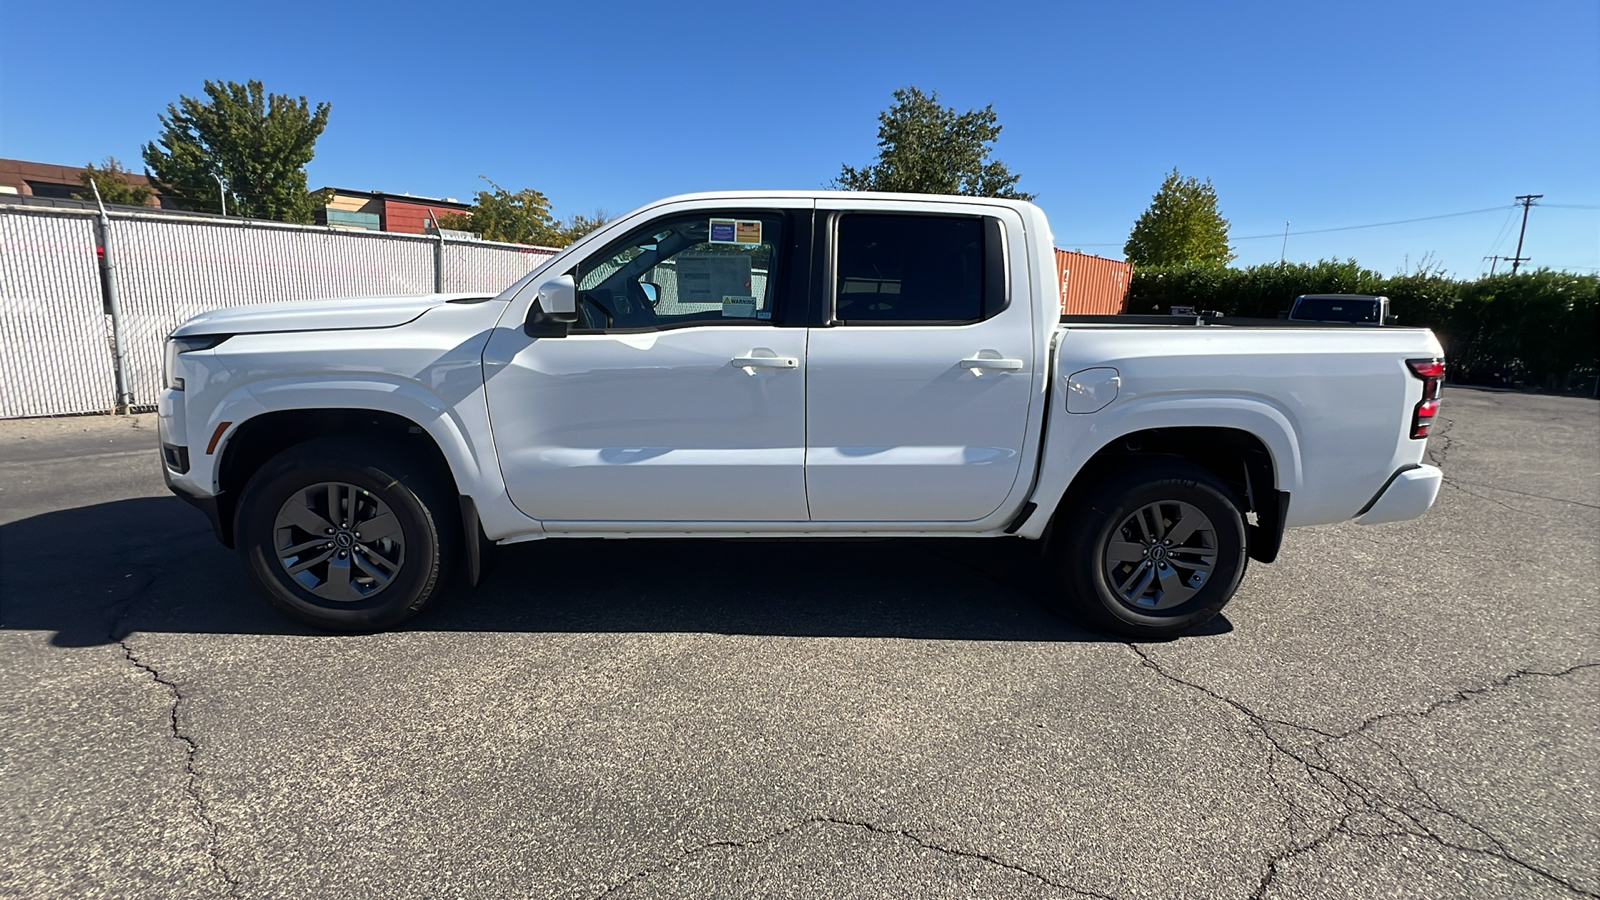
[0, 204, 557, 418]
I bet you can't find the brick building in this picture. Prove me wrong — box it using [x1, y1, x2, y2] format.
[314, 188, 472, 234]
[0, 158, 163, 208]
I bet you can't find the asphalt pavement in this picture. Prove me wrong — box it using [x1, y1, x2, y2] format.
[1, 389, 1596, 899]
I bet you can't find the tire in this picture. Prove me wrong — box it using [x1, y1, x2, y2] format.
[234, 437, 459, 631]
[1051, 459, 1248, 639]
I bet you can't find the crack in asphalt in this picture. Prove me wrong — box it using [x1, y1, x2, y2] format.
[102, 541, 242, 899]
[592, 815, 1121, 899]
[1128, 645, 1600, 898]
[117, 640, 242, 899]
[1442, 479, 1600, 511]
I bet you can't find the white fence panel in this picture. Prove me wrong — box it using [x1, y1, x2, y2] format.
[0, 212, 113, 417]
[1, 205, 567, 418]
[442, 240, 556, 294]
[113, 219, 438, 408]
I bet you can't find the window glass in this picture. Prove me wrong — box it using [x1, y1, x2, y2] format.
[835, 215, 984, 323]
[573, 212, 783, 330]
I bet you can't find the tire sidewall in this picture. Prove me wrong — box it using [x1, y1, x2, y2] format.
[237, 446, 446, 631]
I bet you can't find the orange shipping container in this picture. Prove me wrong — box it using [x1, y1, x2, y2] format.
[1054, 249, 1132, 315]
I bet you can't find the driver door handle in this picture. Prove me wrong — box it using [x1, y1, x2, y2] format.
[959, 357, 1024, 371]
[731, 356, 799, 369]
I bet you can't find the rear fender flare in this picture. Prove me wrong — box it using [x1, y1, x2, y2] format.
[1018, 394, 1303, 540]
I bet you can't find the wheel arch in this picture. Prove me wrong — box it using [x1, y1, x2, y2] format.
[212, 407, 462, 547]
[1048, 425, 1291, 564]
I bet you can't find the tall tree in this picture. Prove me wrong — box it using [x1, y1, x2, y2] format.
[1124, 168, 1234, 267]
[835, 87, 1034, 200]
[73, 157, 152, 207]
[142, 79, 331, 223]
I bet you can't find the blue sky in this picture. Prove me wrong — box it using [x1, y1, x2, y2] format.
[3, 0, 1595, 276]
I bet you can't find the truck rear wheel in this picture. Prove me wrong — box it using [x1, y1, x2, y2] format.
[1052, 460, 1247, 638]
[235, 437, 458, 632]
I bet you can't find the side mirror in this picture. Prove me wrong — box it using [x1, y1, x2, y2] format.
[1277, 310, 1290, 319]
[640, 282, 661, 307]
[526, 274, 578, 337]
[1384, 314, 1398, 325]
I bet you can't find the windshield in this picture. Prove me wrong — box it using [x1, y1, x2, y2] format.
[1293, 297, 1380, 323]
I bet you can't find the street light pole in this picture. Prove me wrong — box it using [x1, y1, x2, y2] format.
[213, 172, 228, 217]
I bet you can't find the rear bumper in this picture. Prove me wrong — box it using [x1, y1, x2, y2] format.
[1355, 464, 1442, 525]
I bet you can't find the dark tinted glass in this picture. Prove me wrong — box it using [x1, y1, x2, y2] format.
[835, 215, 984, 323]
[1294, 297, 1379, 323]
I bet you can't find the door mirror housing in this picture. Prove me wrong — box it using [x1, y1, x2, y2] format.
[640, 282, 661, 307]
[537, 275, 577, 318]
[526, 275, 578, 337]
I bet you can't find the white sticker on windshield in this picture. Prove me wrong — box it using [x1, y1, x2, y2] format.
[721, 295, 757, 318]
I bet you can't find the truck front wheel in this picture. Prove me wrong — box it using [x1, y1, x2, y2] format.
[1053, 460, 1248, 638]
[234, 438, 458, 632]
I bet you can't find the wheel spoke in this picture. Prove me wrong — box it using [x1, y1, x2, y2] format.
[1156, 563, 1195, 606]
[327, 484, 344, 528]
[356, 511, 401, 542]
[321, 554, 359, 601]
[1165, 509, 1204, 546]
[278, 538, 329, 560]
[1107, 541, 1146, 563]
[1117, 563, 1154, 600]
[285, 548, 334, 575]
[351, 551, 395, 586]
[357, 548, 401, 575]
[1169, 547, 1217, 571]
[280, 499, 334, 536]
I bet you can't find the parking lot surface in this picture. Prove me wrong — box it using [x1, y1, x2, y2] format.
[2, 389, 1596, 899]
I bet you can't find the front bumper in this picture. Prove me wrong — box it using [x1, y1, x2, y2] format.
[1355, 464, 1443, 525]
[162, 463, 232, 547]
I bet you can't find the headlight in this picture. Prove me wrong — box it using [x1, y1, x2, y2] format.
[164, 334, 229, 391]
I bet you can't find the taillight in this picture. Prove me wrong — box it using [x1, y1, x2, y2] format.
[1407, 358, 1445, 439]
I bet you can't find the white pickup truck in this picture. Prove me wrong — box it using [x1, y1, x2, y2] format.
[158, 191, 1445, 637]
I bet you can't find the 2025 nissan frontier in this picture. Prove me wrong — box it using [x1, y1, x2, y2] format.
[158, 191, 1445, 637]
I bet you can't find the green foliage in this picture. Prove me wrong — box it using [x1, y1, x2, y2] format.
[73, 157, 152, 207]
[1124, 169, 1234, 267]
[835, 86, 1034, 200]
[439, 180, 612, 247]
[1127, 262, 1600, 390]
[142, 79, 331, 223]
[558, 209, 614, 244]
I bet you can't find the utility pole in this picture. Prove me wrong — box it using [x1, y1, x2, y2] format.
[1484, 255, 1502, 276]
[1279, 221, 1290, 264]
[1508, 194, 1542, 274]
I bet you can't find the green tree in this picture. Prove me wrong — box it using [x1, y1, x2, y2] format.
[142, 79, 331, 222]
[73, 157, 152, 207]
[1124, 169, 1233, 267]
[436, 177, 563, 245]
[835, 86, 1034, 200]
[558, 209, 613, 244]
[439, 180, 613, 247]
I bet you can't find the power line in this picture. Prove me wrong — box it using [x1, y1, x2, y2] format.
[1542, 203, 1600, 210]
[1057, 204, 1512, 247]
[1230, 205, 1511, 240]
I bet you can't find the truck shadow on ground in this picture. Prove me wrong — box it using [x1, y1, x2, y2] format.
[1, 496, 1232, 647]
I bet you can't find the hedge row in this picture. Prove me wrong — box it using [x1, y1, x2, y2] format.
[1127, 261, 1599, 390]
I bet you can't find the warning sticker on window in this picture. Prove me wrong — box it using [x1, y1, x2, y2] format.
[721, 295, 758, 318]
[710, 218, 762, 245]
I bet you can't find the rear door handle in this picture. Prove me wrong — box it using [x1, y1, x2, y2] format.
[960, 357, 1024, 371]
[731, 356, 798, 369]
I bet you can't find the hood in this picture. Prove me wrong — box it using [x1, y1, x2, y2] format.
[170, 293, 496, 337]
